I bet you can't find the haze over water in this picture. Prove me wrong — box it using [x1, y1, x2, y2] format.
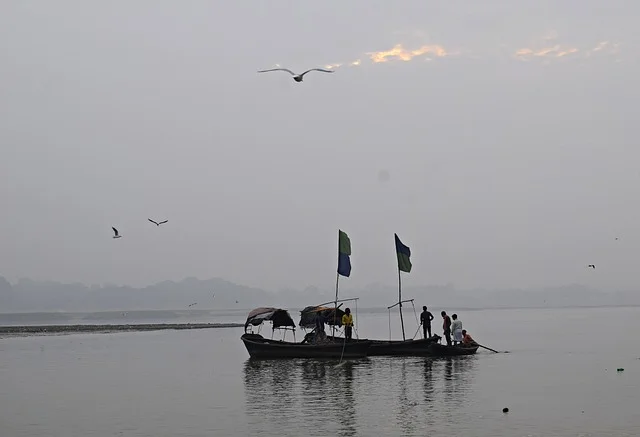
[1, 306, 639, 436]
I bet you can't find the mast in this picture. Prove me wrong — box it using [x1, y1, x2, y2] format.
[335, 229, 352, 337]
[398, 266, 406, 340]
[333, 272, 339, 336]
[393, 233, 412, 341]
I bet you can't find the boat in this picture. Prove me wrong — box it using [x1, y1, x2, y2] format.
[241, 333, 372, 359]
[425, 341, 479, 356]
[240, 307, 372, 359]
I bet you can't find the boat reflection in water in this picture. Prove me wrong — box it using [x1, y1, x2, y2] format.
[243, 355, 478, 436]
[243, 358, 365, 436]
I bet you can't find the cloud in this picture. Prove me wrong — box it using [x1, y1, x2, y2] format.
[514, 44, 580, 61]
[514, 32, 621, 62]
[308, 33, 621, 72]
[366, 44, 449, 63]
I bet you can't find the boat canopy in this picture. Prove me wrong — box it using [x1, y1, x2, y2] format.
[244, 307, 295, 332]
[299, 305, 346, 328]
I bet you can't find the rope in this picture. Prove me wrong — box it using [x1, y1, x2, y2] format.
[411, 301, 419, 326]
[338, 333, 347, 365]
[412, 325, 421, 340]
[355, 299, 359, 339]
[388, 307, 392, 341]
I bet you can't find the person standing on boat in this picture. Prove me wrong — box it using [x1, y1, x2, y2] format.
[451, 314, 463, 345]
[342, 308, 354, 341]
[441, 311, 452, 346]
[420, 306, 434, 339]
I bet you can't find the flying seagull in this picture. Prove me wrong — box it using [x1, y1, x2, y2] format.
[188, 302, 197, 307]
[148, 219, 168, 226]
[587, 264, 595, 269]
[257, 67, 334, 82]
[112, 227, 122, 239]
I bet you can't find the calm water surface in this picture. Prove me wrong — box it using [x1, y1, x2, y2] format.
[1, 307, 639, 436]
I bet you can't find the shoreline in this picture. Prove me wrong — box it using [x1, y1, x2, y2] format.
[0, 322, 244, 336]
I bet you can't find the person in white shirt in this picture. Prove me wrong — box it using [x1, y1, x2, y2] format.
[451, 314, 463, 345]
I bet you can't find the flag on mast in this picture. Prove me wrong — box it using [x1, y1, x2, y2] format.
[337, 230, 352, 277]
[394, 233, 412, 273]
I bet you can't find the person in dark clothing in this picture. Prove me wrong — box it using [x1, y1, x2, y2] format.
[420, 306, 434, 339]
[314, 311, 327, 343]
[441, 311, 452, 346]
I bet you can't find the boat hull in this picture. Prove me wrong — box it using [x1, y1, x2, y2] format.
[325, 335, 441, 356]
[325, 335, 477, 357]
[425, 342, 479, 356]
[326, 337, 438, 356]
[241, 333, 371, 359]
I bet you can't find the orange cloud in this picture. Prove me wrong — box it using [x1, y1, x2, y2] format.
[308, 35, 621, 71]
[367, 44, 448, 63]
[514, 45, 580, 60]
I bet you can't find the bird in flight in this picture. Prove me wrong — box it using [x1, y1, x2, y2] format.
[148, 219, 168, 226]
[188, 302, 197, 307]
[112, 227, 122, 239]
[587, 264, 596, 269]
[257, 67, 334, 82]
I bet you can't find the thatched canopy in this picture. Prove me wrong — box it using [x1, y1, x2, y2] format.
[299, 305, 345, 328]
[244, 307, 295, 331]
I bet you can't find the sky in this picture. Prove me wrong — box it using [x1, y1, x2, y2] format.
[1, 1, 639, 293]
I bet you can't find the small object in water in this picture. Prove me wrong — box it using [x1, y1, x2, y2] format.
[502, 407, 509, 413]
[617, 368, 624, 372]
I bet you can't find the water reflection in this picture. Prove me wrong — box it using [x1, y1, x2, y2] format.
[243, 359, 364, 436]
[396, 359, 420, 435]
[438, 356, 478, 411]
[423, 358, 435, 406]
[334, 362, 357, 437]
[243, 355, 479, 437]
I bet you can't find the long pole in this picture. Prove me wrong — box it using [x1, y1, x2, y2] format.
[398, 267, 406, 340]
[333, 272, 339, 337]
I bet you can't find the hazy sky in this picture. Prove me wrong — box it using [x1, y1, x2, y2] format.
[1, 1, 638, 292]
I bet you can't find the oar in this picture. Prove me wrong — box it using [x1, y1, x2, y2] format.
[477, 343, 501, 353]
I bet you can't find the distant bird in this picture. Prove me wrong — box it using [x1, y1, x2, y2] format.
[588, 264, 596, 269]
[235, 300, 239, 304]
[112, 227, 122, 239]
[257, 67, 334, 82]
[148, 219, 168, 227]
[615, 237, 619, 240]
[188, 302, 197, 307]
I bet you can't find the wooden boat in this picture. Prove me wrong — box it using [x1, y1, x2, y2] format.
[425, 341, 479, 356]
[241, 307, 372, 359]
[241, 333, 372, 359]
[324, 334, 441, 356]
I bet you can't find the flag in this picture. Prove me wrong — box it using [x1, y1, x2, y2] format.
[394, 233, 412, 273]
[337, 230, 352, 277]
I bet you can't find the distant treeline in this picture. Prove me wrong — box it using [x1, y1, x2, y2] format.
[1, 275, 639, 312]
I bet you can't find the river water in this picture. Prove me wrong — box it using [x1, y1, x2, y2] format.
[1, 306, 639, 436]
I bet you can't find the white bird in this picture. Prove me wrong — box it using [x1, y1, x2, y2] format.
[148, 219, 168, 226]
[112, 227, 122, 239]
[257, 67, 334, 82]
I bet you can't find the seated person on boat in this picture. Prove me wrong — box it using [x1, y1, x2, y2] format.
[461, 329, 477, 346]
